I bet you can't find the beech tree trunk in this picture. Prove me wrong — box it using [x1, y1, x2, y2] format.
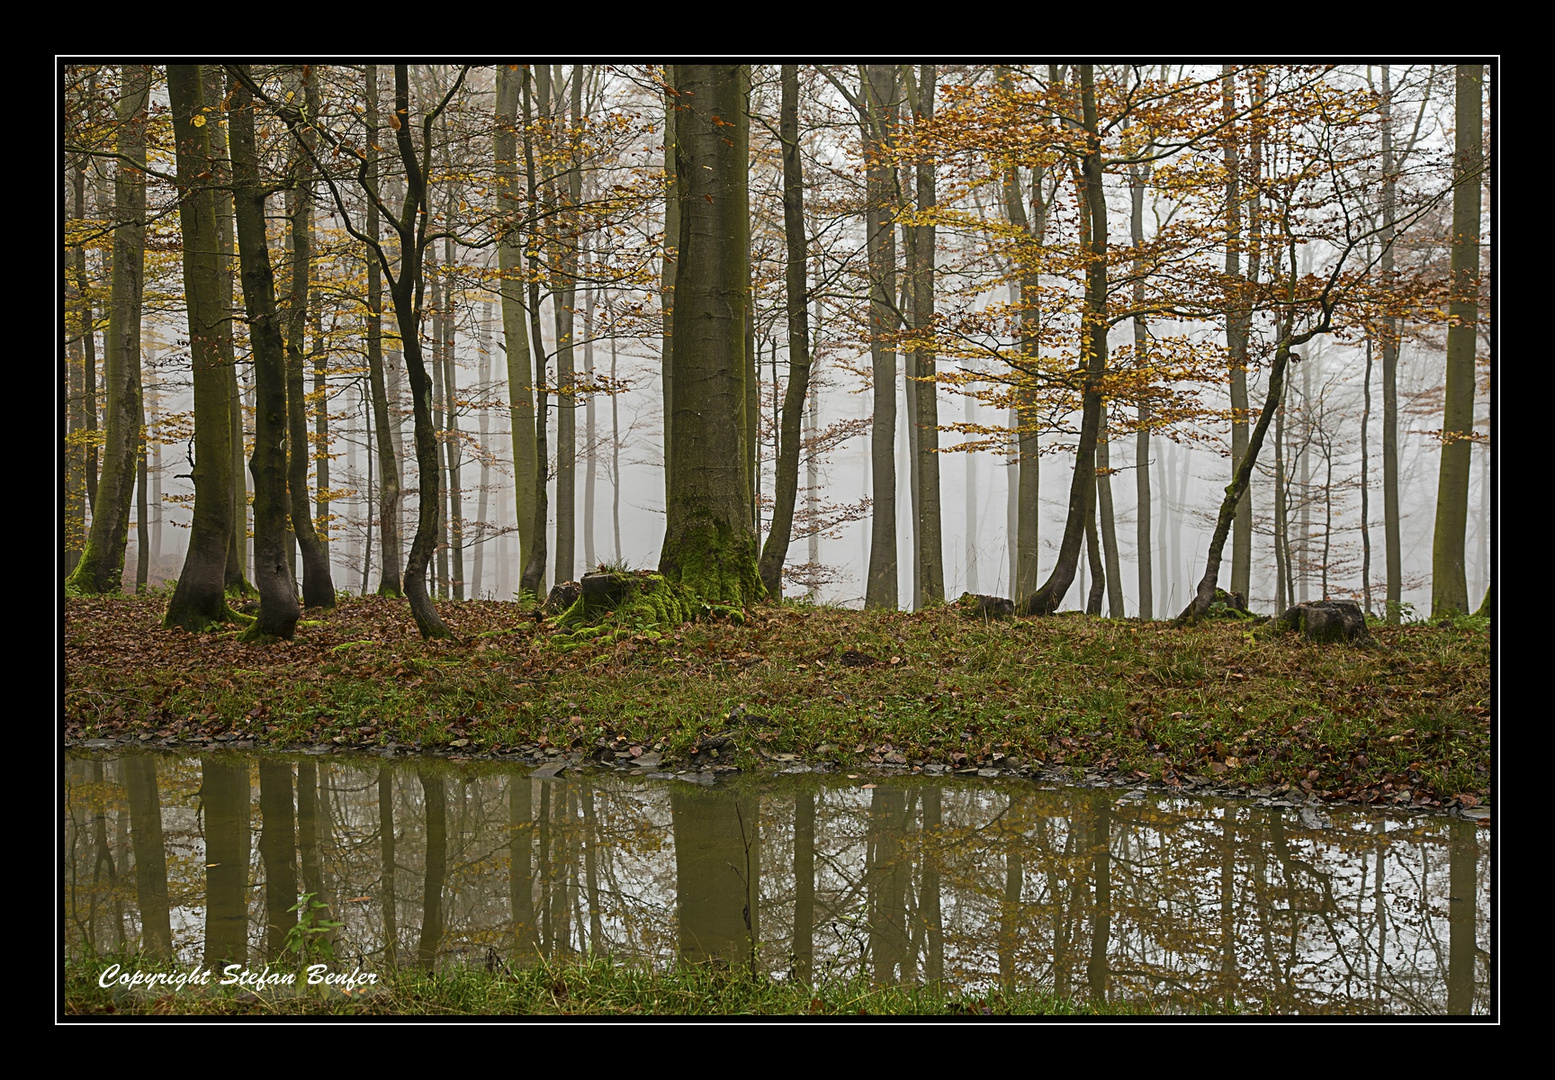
[284, 67, 335, 608]
[163, 65, 235, 632]
[1380, 66, 1402, 622]
[495, 64, 536, 588]
[1020, 66, 1108, 616]
[226, 65, 299, 641]
[67, 64, 148, 595]
[1003, 153, 1043, 600]
[1431, 65, 1483, 618]
[549, 66, 581, 587]
[388, 64, 452, 637]
[1129, 156, 1153, 620]
[1223, 67, 1252, 604]
[363, 65, 403, 597]
[661, 65, 679, 509]
[201, 63, 250, 595]
[906, 64, 944, 606]
[758, 64, 814, 600]
[519, 66, 551, 602]
[474, 303, 492, 596]
[1177, 339, 1299, 623]
[1096, 406, 1124, 617]
[862, 64, 899, 610]
[658, 64, 763, 604]
[441, 237, 464, 601]
[65, 154, 91, 573]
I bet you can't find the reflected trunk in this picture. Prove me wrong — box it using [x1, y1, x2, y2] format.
[123, 755, 171, 959]
[204, 758, 252, 968]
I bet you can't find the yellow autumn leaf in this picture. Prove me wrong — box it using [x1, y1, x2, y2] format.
[191, 114, 207, 128]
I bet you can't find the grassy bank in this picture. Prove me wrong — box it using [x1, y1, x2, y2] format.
[64, 951, 1199, 1017]
[62, 593, 1491, 808]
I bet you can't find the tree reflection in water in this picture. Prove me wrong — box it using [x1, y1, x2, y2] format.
[64, 752, 1493, 1015]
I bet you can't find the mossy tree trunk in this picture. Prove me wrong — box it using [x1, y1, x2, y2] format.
[225, 65, 299, 641]
[163, 65, 235, 633]
[67, 64, 148, 596]
[658, 65, 764, 605]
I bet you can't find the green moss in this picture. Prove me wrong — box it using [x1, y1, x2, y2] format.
[551, 572, 702, 648]
[660, 519, 765, 606]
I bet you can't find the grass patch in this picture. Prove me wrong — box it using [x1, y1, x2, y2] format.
[63, 594, 1490, 806]
[64, 951, 1182, 1017]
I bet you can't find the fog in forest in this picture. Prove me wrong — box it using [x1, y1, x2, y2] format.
[64, 63, 1493, 617]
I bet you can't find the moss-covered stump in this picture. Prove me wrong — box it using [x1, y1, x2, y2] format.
[544, 580, 582, 616]
[1208, 588, 1253, 619]
[957, 592, 1016, 618]
[550, 571, 703, 648]
[1276, 600, 1371, 645]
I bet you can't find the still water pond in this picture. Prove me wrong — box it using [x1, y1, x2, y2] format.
[64, 751, 1491, 1014]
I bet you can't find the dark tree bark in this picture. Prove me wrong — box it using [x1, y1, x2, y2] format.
[242, 63, 463, 635]
[758, 65, 814, 600]
[1096, 406, 1124, 617]
[164, 64, 235, 632]
[905, 64, 944, 606]
[226, 66, 300, 641]
[1020, 66, 1109, 616]
[861, 64, 899, 610]
[202, 758, 251, 968]
[385, 65, 456, 637]
[123, 754, 171, 959]
[518, 66, 551, 602]
[363, 66, 403, 597]
[1432, 65, 1483, 618]
[201, 63, 251, 595]
[283, 67, 335, 608]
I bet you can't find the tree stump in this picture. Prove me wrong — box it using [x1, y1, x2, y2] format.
[1277, 600, 1371, 645]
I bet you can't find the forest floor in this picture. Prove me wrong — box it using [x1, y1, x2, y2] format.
[63, 592, 1492, 815]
